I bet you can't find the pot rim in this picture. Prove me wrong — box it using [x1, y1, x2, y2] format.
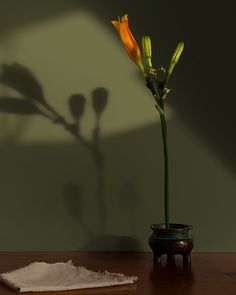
[150, 223, 193, 231]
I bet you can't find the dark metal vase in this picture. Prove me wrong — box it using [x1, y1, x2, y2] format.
[149, 223, 194, 265]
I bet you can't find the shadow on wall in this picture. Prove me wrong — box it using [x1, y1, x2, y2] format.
[0, 1, 235, 251]
[64, 182, 140, 251]
[0, 64, 235, 251]
[0, 62, 141, 251]
[0, 2, 234, 170]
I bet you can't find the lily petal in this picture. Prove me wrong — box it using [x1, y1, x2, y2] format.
[112, 14, 141, 64]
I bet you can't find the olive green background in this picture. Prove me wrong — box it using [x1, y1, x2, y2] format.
[0, 0, 235, 251]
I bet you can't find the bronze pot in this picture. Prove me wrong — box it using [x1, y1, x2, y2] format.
[149, 223, 194, 265]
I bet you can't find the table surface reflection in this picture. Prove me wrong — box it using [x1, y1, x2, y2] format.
[0, 252, 235, 295]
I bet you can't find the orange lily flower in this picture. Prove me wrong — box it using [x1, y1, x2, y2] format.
[112, 14, 145, 75]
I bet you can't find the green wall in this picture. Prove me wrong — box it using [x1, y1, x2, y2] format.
[0, 0, 235, 251]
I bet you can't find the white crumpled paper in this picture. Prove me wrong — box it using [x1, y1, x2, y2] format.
[0, 260, 137, 293]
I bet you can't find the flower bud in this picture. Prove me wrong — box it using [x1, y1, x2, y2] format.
[167, 42, 184, 78]
[142, 35, 152, 69]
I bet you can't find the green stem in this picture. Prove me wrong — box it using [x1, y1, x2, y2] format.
[159, 109, 169, 228]
[146, 76, 170, 228]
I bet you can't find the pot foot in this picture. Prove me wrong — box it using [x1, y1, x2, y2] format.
[167, 254, 175, 265]
[153, 254, 162, 265]
[153, 253, 192, 266]
[183, 253, 191, 265]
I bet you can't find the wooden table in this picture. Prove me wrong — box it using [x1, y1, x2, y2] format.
[0, 252, 235, 295]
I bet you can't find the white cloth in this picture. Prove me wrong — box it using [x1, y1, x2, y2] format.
[0, 260, 137, 293]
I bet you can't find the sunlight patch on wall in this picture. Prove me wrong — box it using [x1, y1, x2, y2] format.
[0, 9, 174, 145]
